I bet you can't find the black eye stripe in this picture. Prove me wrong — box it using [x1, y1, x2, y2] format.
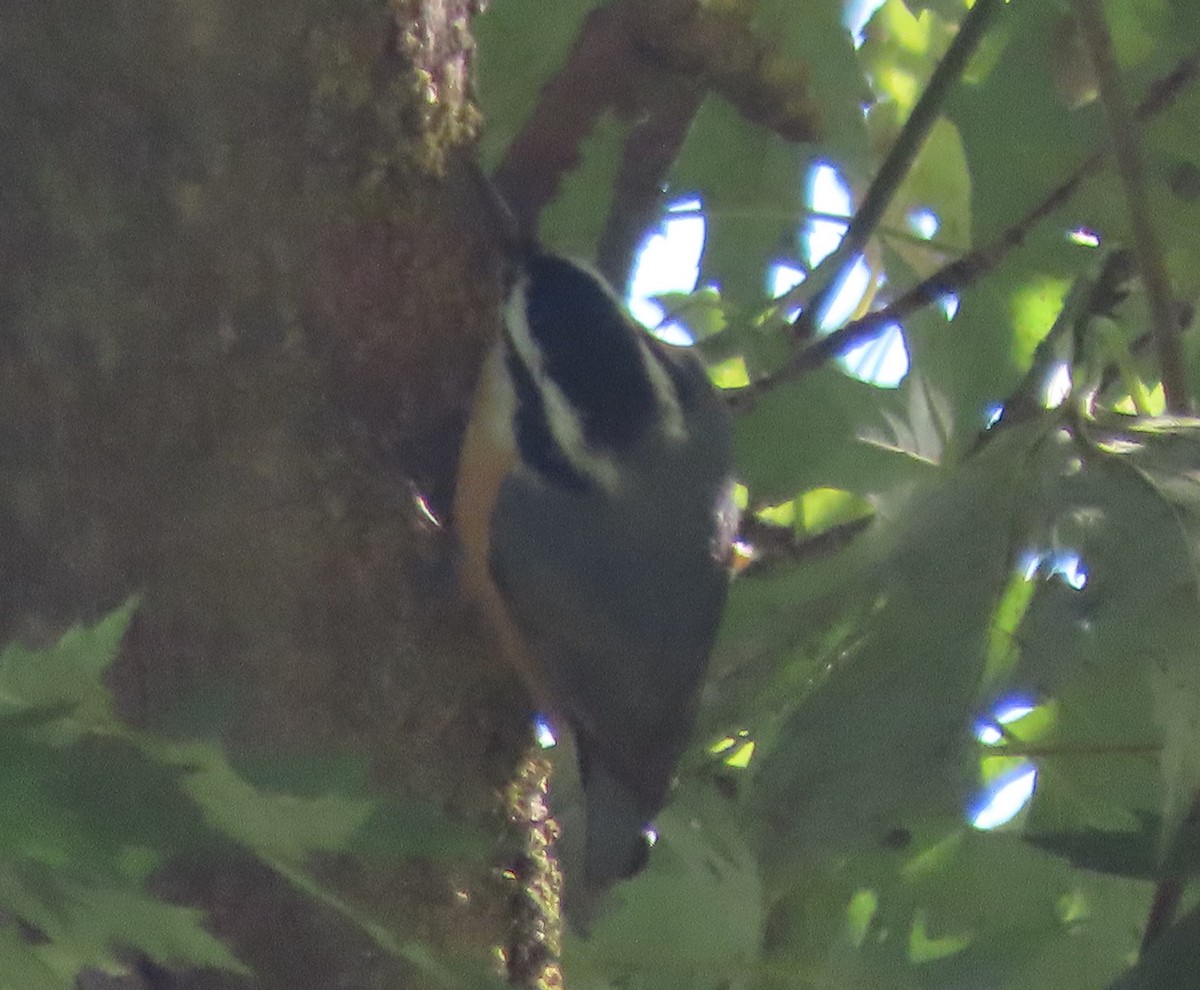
[503, 344, 591, 492]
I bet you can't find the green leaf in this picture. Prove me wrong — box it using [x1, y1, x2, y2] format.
[733, 366, 914, 501]
[944, 1, 1102, 242]
[49, 882, 246, 974]
[750, 431, 1031, 869]
[1025, 814, 1161, 880]
[907, 908, 971, 963]
[0, 729, 202, 874]
[539, 112, 628, 259]
[655, 287, 727, 343]
[348, 798, 487, 861]
[673, 98, 805, 308]
[1008, 436, 1181, 840]
[860, 0, 948, 114]
[860, 374, 953, 466]
[227, 748, 486, 861]
[564, 785, 763, 989]
[0, 861, 245, 978]
[0, 597, 137, 726]
[981, 566, 1037, 689]
[171, 740, 373, 864]
[902, 829, 1146, 990]
[228, 748, 369, 797]
[1105, 902, 1200, 990]
[0, 926, 73, 990]
[1088, 419, 1200, 852]
[752, 0, 871, 167]
[472, 0, 603, 168]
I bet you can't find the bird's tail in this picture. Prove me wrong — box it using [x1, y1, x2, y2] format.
[582, 759, 651, 889]
[560, 755, 651, 933]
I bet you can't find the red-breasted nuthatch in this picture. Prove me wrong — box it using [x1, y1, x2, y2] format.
[454, 249, 736, 909]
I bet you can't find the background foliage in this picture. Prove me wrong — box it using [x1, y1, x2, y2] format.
[7, 0, 1200, 988]
[0, 601, 494, 989]
[472, 0, 1200, 987]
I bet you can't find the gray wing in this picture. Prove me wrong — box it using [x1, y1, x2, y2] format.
[489, 468, 727, 814]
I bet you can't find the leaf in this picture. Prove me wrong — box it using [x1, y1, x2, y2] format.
[860, 374, 953, 465]
[1003, 432, 1183, 841]
[539, 111, 628, 259]
[0, 597, 137, 728]
[0, 861, 246, 978]
[752, 0, 871, 167]
[51, 883, 246, 974]
[472, 0, 603, 168]
[944, 1, 1102, 242]
[348, 798, 487, 862]
[564, 785, 763, 989]
[734, 366, 919, 501]
[749, 430, 1031, 868]
[171, 740, 373, 864]
[228, 747, 369, 797]
[899, 829, 1147, 990]
[672, 98, 805, 308]
[226, 748, 486, 861]
[0, 728, 201, 876]
[0, 666, 242, 982]
[159, 740, 485, 865]
[981, 565, 1037, 689]
[901, 250, 1073, 449]
[655, 288, 727, 344]
[1089, 419, 1200, 853]
[0, 926, 73, 990]
[1025, 814, 1161, 880]
[703, 521, 881, 737]
[1103, 0, 1170, 69]
[880, 117, 972, 278]
[1104, 902, 1200, 990]
[907, 908, 971, 962]
[859, 0, 948, 114]
[0, 600, 492, 988]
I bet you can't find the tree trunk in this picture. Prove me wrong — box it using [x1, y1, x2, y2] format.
[0, 0, 532, 985]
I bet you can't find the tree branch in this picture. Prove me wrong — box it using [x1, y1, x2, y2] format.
[595, 73, 704, 290]
[492, 6, 635, 238]
[494, 0, 822, 260]
[1142, 791, 1200, 954]
[1070, 0, 1190, 412]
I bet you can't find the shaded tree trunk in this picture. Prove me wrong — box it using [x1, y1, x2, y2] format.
[0, 0, 532, 985]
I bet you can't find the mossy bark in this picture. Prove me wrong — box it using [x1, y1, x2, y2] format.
[0, 0, 529, 985]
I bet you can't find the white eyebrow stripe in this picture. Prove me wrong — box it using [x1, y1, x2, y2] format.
[502, 276, 622, 492]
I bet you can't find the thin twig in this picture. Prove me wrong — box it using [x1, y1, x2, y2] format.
[786, 0, 1002, 339]
[1141, 876, 1183, 955]
[666, 204, 968, 254]
[995, 742, 1159, 760]
[1141, 791, 1200, 954]
[1070, 0, 1190, 412]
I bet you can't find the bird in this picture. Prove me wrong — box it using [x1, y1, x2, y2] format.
[453, 247, 736, 918]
